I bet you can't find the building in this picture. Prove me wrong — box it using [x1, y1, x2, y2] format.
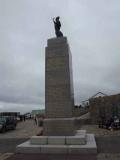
[0, 112, 20, 117]
[32, 109, 45, 117]
[89, 93, 120, 124]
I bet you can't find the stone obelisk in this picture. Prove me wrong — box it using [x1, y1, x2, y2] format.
[44, 37, 75, 136]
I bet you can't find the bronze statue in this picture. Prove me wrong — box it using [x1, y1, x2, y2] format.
[53, 16, 63, 37]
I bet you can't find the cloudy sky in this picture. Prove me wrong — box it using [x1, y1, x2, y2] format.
[0, 0, 120, 113]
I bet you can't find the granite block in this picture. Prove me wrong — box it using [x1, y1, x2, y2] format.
[40, 145, 68, 154]
[48, 136, 65, 145]
[66, 135, 86, 145]
[43, 118, 75, 136]
[75, 130, 87, 136]
[45, 37, 74, 120]
[30, 136, 48, 145]
[68, 134, 97, 154]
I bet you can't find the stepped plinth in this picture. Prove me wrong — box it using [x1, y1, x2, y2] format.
[16, 130, 97, 154]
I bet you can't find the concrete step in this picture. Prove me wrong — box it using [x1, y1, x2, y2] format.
[30, 136, 48, 145]
[75, 130, 86, 136]
[30, 133, 86, 145]
[67, 130, 86, 145]
[66, 135, 86, 145]
[16, 134, 97, 154]
[30, 130, 87, 145]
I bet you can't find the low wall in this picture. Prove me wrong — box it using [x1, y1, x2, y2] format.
[74, 112, 91, 129]
[73, 107, 89, 117]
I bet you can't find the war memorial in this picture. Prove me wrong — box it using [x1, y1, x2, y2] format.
[16, 17, 97, 155]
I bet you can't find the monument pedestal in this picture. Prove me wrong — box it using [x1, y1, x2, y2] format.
[44, 37, 74, 136]
[44, 118, 75, 136]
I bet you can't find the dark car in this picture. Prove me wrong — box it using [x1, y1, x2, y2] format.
[0, 116, 17, 133]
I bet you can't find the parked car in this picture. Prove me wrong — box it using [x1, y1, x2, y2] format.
[0, 116, 17, 133]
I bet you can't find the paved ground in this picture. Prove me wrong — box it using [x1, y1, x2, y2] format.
[96, 136, 120, 153]
[97, 154, 120, 160]
[5, 153, 120, 160]
[0, 138, 28, 153]
[0, 119, 41, 138]
[0, 153, 14, 160]
[1, 153, 120, 160]
[7, 154, 97, 160]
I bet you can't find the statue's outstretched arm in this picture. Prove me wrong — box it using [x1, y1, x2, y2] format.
[53, 18, 55, 23]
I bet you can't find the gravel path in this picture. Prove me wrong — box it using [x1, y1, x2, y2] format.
[81, 125, 120, 137]
[97, 154, 120, 160]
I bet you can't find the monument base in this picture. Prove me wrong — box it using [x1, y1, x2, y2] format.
[43, 118, 75, 136]
[16, 130, 97, 154]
